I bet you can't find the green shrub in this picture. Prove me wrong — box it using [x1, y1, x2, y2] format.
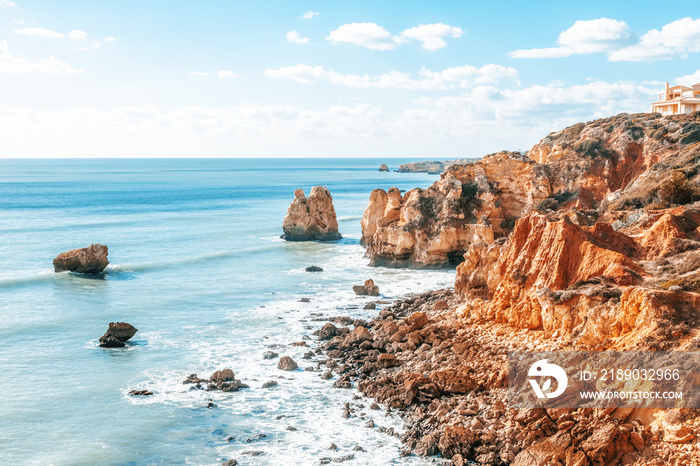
[659, 171, 698, 205]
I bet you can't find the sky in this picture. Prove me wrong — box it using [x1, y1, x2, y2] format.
[0, 0, 699, 158]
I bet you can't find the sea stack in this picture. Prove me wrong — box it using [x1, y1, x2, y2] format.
[53, 244, 109, 274]
[99, 322, 138, 347]
[282, 186, 341, 241]
[378, 163, 389, 172]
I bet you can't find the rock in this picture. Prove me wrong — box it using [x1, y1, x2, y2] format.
[263, 351, 278, 359]
[306, 266, 324, 272]
[299, 297, 311, 303]
[210, 369, 235, 382]
[99, 322, 137, 347]
[322, 370, 332, 380]
[282, 186, 341, 241]
[319, 323, 338, 340]
[328, 443, 338, 451]
[262, 380, 278, 389]
[53, 243, 109, 274]
[364, 302, 376, 310]
[128, 390, 153, 396]
[277, 356, 298, 371]
[379, 163, 389, 172]
[346, 326, 372, 345]
[182, 374, 206, 384]
[221, 460, 238, 466]
[432, 300, 449, 310]
[353, 279, 379, 296]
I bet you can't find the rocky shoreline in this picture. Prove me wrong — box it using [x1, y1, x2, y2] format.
[317, 289, 700, 465]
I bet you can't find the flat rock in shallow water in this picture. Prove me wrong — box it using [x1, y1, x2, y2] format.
[53, 243, 109, 274]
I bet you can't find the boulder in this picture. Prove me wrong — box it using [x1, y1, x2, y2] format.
[99, 322, 137, 347]
[53, 244, 109, 274]
[282, 186, 341, 241]
[379, 163, 389, 172]
[353, 279, 379, 296]
[278, 356, 298, 371]
[210, 369, 235, 382]
[306, 266, 324, 272]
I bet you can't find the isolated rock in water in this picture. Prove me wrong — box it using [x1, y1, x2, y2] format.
[210, 369, 235, 382]
[306, 266, 324, 272]
[221, 460, 238, 466]
[379, 163, 389, 172]
[353, 279, 379, 296]
[99, 322, 137, 347]
[277, 356, 298, 371]
[128, 390, 153, 396]
[282, 186, 342, 241]
[53, 243, 109, 274]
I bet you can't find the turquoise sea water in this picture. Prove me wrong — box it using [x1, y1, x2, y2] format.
[0, 159, 455, 465]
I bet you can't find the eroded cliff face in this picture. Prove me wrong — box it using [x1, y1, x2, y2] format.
[361, 112, 700, 268]
[282, 186, 341, 241]
[455, 209, 700, 349]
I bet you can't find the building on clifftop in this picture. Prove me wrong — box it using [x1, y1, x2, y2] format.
[651, 81, 700, 115]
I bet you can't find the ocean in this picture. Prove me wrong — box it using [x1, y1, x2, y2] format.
[0, 158, 455, 465]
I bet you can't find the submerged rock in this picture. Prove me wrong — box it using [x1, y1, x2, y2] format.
[277, 356, 298, 371]
[99, 322, 137, 347]
[282, 186, 341, 241]
[53, 243, 109, 274]
[353, 279, 379, 296]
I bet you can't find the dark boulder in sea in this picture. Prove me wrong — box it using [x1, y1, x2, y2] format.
[99, 322, 137, 347]
[128, 390, 153, 396]
[379, 163, 389, 172]
[210, 369, 235, 383]
[282, 186, 341, 241]
[277, 356, 298, 371]
[305, 265, 324, 272]
[353, 279, 379, 296]
[221, 460, 238, 466]
[53, 243, 109, 274]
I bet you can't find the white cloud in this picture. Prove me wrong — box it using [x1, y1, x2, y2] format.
[399, 23, 463, 51]
[300, 10, 319, 20]
[609, 17, 700, 62]
[188, 71, 209, 76]
[14, 27, 66, 39]
[0, 40, 83, 74]
[286, 30, 310, 44]
[0, 0, 16, 7]
[509, 47, 574, 59]
[0, 80, 658, 158]
[105, 37, 118, 42]
[675, 70, 700, 86]
[327, 23, 399, 51]
[264, 63, 518, 90]
[69, 30, 88, 40]
[327, 22, 463, 51]
[510, 18, 632, 58]
[217, 70, 240, 79]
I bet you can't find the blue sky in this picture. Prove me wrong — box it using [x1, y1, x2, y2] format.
[1, 0, 699, 157]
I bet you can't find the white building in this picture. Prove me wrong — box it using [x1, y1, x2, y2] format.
[651, 81, 700, 115]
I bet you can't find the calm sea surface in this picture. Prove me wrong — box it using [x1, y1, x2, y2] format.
[0, 158, 455, 465]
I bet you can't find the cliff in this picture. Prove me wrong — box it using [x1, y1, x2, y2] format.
[282, 186, 341, 241]
[362, 112, 700, 268]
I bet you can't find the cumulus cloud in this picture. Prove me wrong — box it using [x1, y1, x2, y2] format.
[511, 16, 700, 62]
[264, 63, 518, 90]
[217, 70, 240, 79]
[400, 23, 463, 51]
[0, 40, 83, 74]
[327, 22, 462, 51]
[69, 30, 88, 40]
[14, 27, 66, 39]
[0, 79, 658, 158]
[300, 10, 319, 20]
[286, 30, 310, 44]
[510, 18, 632, 58]
[327, 23, 399, 51]
[610, 17, 700, 61]
[675, 70, 700, 86]
[0, 0, 16, 7]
